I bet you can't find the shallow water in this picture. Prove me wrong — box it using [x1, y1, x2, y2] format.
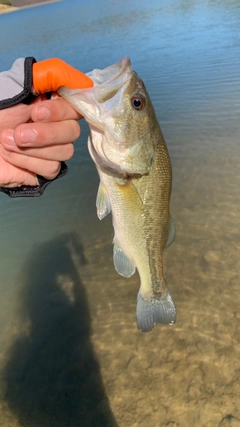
[0, 0, 240, 425]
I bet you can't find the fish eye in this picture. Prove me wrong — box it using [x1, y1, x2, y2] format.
[131, 96, 145, 111]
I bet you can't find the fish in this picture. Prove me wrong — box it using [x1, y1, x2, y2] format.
[59, 57, 176, 333]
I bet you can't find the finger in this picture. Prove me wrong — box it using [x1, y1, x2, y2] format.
[1, 147, 61, 180]
[2, 137, 74, 161]
[0, 97, 48, 134]
[1, 168, 38, 187]
[0, 155, 38, 187]
[0, 103, 32, 133]
[31, 96, 82, 123]
[12, 119, 80, 148]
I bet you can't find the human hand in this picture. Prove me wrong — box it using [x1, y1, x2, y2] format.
[0, 95, 82, 187]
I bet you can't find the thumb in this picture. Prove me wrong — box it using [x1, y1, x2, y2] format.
[33, 58, 93, 94]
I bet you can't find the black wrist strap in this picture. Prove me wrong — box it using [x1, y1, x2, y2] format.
[0, 162, 68, 198]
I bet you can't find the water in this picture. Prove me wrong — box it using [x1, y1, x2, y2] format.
[0, 0, 240, 425]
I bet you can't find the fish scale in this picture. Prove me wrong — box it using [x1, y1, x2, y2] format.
[59, 57, 176, 332]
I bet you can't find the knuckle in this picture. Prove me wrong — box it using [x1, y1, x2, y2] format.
[44, 98, 68, 121]
[44, 161, 61, 180]
[64, 143, 74, 161]
[72, 121, 81, 139]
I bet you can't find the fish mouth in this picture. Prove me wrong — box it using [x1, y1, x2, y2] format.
[59, 57, 133, 127]
[87, 57, 132, 104]
[59, 58, 155, 175]
[87, 57, 132, 93]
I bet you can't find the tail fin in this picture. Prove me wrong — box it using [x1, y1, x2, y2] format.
[136, 291, 176, 333]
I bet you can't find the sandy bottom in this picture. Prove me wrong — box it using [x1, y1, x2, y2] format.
[0, 228, 239, 427]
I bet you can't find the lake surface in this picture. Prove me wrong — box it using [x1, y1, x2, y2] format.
[0, 0, 240, 425]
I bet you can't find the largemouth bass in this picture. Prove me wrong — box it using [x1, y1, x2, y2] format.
[59, 58, 176, 333]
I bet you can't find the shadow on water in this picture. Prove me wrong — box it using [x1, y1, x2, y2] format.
[2, 232, 117, 427]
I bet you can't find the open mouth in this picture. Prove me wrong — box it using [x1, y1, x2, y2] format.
[87, 57, 133, 103]
[87, 57, 132, 86]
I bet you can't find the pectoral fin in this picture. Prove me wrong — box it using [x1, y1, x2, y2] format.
[113, 239, 136, 278]
[96, 182, 111, 220]
[165, 215, 176, 248]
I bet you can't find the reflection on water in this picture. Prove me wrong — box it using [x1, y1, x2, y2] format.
[0, 0, 240, 425]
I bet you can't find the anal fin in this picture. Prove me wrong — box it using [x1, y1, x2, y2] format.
[165, 215, 176, 249]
